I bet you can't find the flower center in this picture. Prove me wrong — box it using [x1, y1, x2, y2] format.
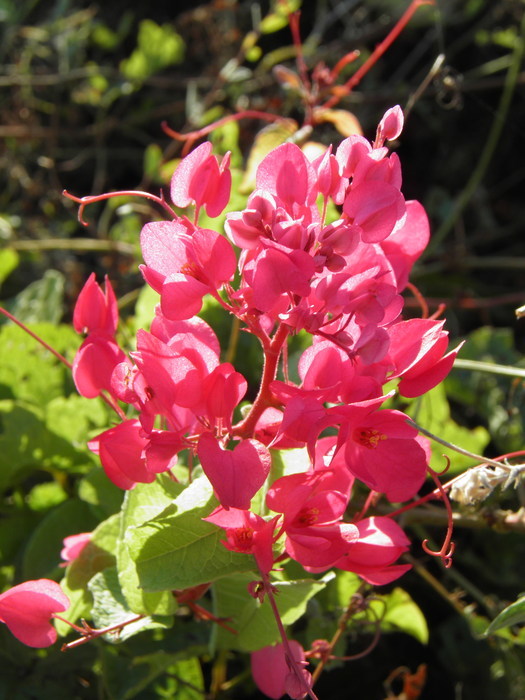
[232, 527, 254, 550]
[353, 427, 387, 449]
[297, 507, 320, 526]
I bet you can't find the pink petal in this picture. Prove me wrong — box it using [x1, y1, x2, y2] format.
[198, 433, 271, 510]
[0, 579, 69, 648]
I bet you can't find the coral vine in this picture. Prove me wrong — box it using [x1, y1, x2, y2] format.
[0, 3, 476, 697]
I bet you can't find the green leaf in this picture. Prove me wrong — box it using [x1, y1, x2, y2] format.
[377, 588, 429, 644]
[143, 144, 164, 184]
[0, 247, 19, 286]
[486, 596, 525, 635]
[132, 284, 159, 335]
[78, 467, 124, 518]
[9, 270, 65, 324]
[56, 514, 120, 636]
[118, 476, 183, 615]
[0, 401, 94, 493]
[44, 394, 110, 447]
[0, 322, 78, 405]
[126, 476, 254, 592]
[212, 573, 331, 652]
[88, 567, 171, 643]
[120, 20, 184, 82]
[22, 498, 98, 580]
[271, 447, 311, 481]
[100, 647, 204, 700]
[318, 570, 361, 611]
[26, 481, 68, 511]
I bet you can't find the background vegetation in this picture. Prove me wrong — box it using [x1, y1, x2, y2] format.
[1, 1, 525, 698]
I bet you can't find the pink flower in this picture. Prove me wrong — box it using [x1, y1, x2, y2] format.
[339, 404, 428, 502]
[140, 222, 236, 321]
[375, 105, 404, 146]
[343, 179, 405, 243]
[203, 506, 279, 575]
[266, 466, 357, 569]
[201, 363, 247, 431]
[89, 419, 156, 490]
[380, 200, 430, 290]
[60, 532, 91, 566]
[256, 142, 318, 209]
[251, 641, 312, 699]
[387, 318, 463, 398]
[246, 245, 315, 314]
[73, 273, 118, 336]
[72, 334, 127, 399]
[197, 433, 272, 510]
[334, 516, 411, 585]
[170, 141, 232, 218]
[0, 579, 69, 648]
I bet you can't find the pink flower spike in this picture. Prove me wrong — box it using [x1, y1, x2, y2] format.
[73, 273, 118, 336]
[60, 532, 91, 566]
[197, 433, 271, 510]
[170, 142, 232, 218]
[0, 579, 69, 648]
[251, 641, 311, 699]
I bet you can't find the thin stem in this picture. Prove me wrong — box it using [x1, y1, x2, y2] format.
[0, 306, 126, 419]
[420, 463, 455, 568]
[453, 358, 525, 379]
[311, 584, 368, 685]
[63, 189, 176, 226]
[162, 111, 286, 155]
[261, 573, 319, 700]
[407, 418, 518, 471]
[405, 282, 429, 318]
[0, 305, 72, 368]
[58, 614, 144, 651]
[322, 0, 435, 110]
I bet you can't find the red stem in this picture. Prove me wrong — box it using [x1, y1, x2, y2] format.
[232, 323, 290, 439]
[420, 462, 455, 567]
[162, 111, 286, 156]
[290, 12, 311, 92]
[63, 189, 175, 226]
[58, 614, 144, 650]
[0, 305, 126, 419]
[0, 305, 72, 368]
[261, 572, 319, 700]
[322, 0, 435, 110]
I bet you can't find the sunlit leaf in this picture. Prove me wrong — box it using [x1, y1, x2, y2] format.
[486, 596, 525, 635]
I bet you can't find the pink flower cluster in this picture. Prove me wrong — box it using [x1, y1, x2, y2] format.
[72, 106, 460, 584]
